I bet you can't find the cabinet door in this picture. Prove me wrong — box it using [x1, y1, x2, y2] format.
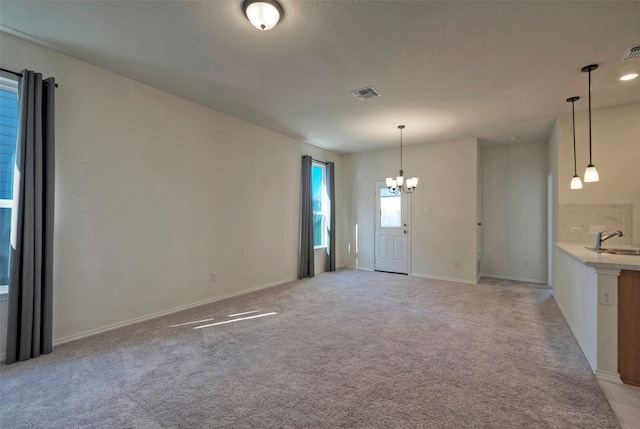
[619, 270, 640, 387]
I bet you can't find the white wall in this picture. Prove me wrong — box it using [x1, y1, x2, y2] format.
[480, 141, 547, 283]
[552, 246, 598, 369]
[342, 138, 479, 284]
[0, 32, 342, 344]
[548, 119, 560, 285]
[557, 103, 640, 247]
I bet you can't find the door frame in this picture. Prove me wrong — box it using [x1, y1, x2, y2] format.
[373, 179, 411, 274]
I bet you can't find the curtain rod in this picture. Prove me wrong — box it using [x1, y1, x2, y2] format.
[0, 67, 59, 87]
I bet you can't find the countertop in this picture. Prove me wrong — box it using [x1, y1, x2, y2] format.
[555, 243, 640, 271]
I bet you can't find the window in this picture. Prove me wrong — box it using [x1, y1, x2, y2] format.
[380, 187, 401, 227]
[312, 162, 328, 249]
[0, 76, 19, 291]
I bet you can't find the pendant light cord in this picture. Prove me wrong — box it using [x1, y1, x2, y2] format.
[572, 100, 578, 175]
[589, 69, 592, 165]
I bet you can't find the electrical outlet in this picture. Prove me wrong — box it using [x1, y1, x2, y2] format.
[210, 272, 216, 282]
[571, 227, 582, 234]
[524, 260, 529, 267]
[599, 288, 613, 306]
[454, 260, 460, 268]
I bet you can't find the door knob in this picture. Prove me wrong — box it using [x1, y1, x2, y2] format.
[404, 230, 407, 234]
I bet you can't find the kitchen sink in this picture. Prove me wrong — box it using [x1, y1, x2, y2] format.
[587, 247, 640, 256]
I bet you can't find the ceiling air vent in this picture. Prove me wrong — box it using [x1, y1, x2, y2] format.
[622, 45, 640, 61]
[351, 86, 381, 101]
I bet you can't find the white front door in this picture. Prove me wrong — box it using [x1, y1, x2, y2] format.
[374, 180, 409, 274]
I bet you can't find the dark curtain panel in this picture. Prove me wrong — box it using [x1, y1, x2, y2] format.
[6, 70, 55, 364]
[298, 155, 314, 279]
[325, 162, 336, 272]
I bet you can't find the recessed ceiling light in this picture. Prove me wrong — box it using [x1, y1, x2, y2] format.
[509, 136, 519, 140]
[620, 73, 638, 81]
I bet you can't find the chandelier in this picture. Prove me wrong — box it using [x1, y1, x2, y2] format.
[386, 125, 418, 194]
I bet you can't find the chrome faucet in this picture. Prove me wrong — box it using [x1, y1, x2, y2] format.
[594, 230, 623, 251]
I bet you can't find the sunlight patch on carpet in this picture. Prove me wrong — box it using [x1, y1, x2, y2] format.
[167, 318, 214, 328]
[229, 310, 262, 317]
[193, 312, 277, 329]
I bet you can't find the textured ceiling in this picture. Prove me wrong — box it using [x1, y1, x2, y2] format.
[1, 1, 639, 153]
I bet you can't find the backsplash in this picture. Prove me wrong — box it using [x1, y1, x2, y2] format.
[559, 203, 633, 245]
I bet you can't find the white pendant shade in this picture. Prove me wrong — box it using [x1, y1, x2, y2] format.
[570, 175, 583, 189]
[584, 164, 599, 182]
[244, 1, 282, 31]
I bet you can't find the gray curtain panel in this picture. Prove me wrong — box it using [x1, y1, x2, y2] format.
[326, 162, 336, 272]
[298, 155, 314, 278]
[6, 70, 55, 364]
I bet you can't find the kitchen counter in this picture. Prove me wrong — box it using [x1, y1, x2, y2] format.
[553, 242, 640, 383]
[555, 243, 640, 271]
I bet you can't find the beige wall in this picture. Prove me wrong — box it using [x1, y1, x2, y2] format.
[342, 138, 479, 284]
[557, 103, 640, 247]
[0, 32, 342, 344]
[480, 141, 548, 283]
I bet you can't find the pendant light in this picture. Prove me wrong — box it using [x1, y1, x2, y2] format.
[581, 64, 599, 182]
[243, 0, 283, 31]
[386, 125, 418, 194]
[567, 96, 582, 189]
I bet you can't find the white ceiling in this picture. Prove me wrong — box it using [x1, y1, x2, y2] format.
[1, 1, 639, 153]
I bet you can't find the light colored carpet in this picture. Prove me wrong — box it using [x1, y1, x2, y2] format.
[1, 270, 619, 428]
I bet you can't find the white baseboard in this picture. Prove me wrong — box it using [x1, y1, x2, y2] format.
[356, 266, 374, 272]
[595, 370, 623, 384]
[480, 273, 548, 285]
[410, 272, 478, 285]
[552, 296, 597, 372]
[53, 277, 297, 347]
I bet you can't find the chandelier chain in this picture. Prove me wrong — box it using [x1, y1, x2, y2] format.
[399, 126, 403, 172]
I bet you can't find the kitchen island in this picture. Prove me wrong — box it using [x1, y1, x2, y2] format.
[553, 243, 640, 384]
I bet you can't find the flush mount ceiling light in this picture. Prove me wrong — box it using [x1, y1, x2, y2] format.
[386, 125, 418, 194]
[581, 64, 599, 183]
[567, 96, 582, 190]
[620, 73, 638, 81]
[243, 0, 283, 31]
